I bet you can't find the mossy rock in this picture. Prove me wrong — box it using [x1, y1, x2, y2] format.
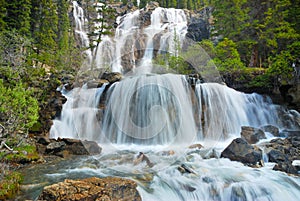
[3, 144, 40, 164]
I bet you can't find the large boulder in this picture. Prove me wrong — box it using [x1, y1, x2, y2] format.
[240, 126, 266, 144]
[221, 138, 262, 166]
[38, 177, 141, 201]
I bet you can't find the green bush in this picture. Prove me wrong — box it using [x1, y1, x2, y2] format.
[0, 78, 39, 135]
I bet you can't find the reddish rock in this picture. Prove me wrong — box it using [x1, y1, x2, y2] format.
[38, 177, 141, 201]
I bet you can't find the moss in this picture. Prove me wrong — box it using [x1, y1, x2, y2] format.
[0, 171, 23, 200]
[3, 144, 40, 163]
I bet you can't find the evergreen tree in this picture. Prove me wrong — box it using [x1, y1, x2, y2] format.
[34, 0, 58, 66]
[89, 0, 115, 69]
[0, 0, 6, 31]
[4, 0, 31, 36]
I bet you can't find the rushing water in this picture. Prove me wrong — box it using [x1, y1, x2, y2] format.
[22, 2, 300, 201]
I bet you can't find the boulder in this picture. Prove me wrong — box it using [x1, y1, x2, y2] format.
[38, 177, 141, 201]
[46, 141, 66, 154]
[38, 138, 101, 157]
[221, 138, 262, 166]
[264, 136, 300, 175]
[260, 125, 280, 137]
[240, 126, 266, 144]
[273, 162, 298, 175]
[99, 72, 122, 83]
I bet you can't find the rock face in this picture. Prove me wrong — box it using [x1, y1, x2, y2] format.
[185, 7, 212, 42]
[240, 126, 266, 144]
[221, 138, 262, 166]
[265, 136, 300, 174]
[36, 138, 102, 157]
[38, 177, 141, 201]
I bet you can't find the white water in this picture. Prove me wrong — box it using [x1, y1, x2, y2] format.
[72, 1, 92, 65]
[87, 5, 188, 72]
[51, 74, 299, 144]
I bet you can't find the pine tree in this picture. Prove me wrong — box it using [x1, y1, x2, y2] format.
[0, 0, 6, 31]
[4, 0, 31, 36]
[89, 0, 115, 69]
[34, 0, 58, 65]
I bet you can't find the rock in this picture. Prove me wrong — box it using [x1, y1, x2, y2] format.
[267, 149, 288, 163]
[133, 152, 154, 168]
[260, 125, 280, 137]
[40, 138, 101, 157]
[99, 72, 122, 83]
[221, 138, 262, 166]
[178, 164, 197, 174]
[38, 177, 141, 201]
[37, 136, 51, 145]
[46, 141, 66, 154]
[263, 136, 300, 175]
[60, 138, 102, 156]
[240, 126, 266, 144]
[144, 1, 159, 11]
[186, 20, 209, 42]
[188, 143, 204, 149]
[273, 162, 298, 175]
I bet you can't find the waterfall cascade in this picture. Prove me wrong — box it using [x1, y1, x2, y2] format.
[45, 2, 300, 201]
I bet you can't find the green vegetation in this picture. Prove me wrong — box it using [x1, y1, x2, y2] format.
[0, 171, 23, 199]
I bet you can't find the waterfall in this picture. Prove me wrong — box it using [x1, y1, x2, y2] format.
[92, 6, 188, 73]
[196, 83, 285, 140]
[140, 7, 188, 66]
[50, 74, 297, 145]
[72, 1, 92, 65]
[50, 84, 107, 141]
[45, 3, 300, 201]
[102, 74, 196, 145]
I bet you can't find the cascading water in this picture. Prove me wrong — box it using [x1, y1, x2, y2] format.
[93, 6, 188, 73]
[38, 2, 300, 201]
[72, 1, 92, 65]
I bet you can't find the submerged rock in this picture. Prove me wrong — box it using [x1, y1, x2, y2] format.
[133, 152, 154, 168]
[240, 126, 266, 144]
[38, 177, 141, 201]
[221, 138, 262, 166]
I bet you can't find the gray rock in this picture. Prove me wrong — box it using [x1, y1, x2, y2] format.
[240, 126, 266, 144]
[260, 125, 280, 137]
[221, 138, 262, 166]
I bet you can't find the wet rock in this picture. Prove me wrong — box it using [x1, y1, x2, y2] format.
[38, 177, 141, 201]
[240, 126, 266, 144]
[221, 138, 262, 166]
[268, 149, 288, 163]
[263, 136, 300, 175]
[99, 72, 122, 83]
[144, 1, 159, 11]
[46, 141, 66, 154]
[39, 138, 101, 157]
[178, 164, 197, 174]
[133, 152, 154, 168]
[188, 143, 204, 149]
[260, 125, 280, 137]
[273, 162, 298, 175]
